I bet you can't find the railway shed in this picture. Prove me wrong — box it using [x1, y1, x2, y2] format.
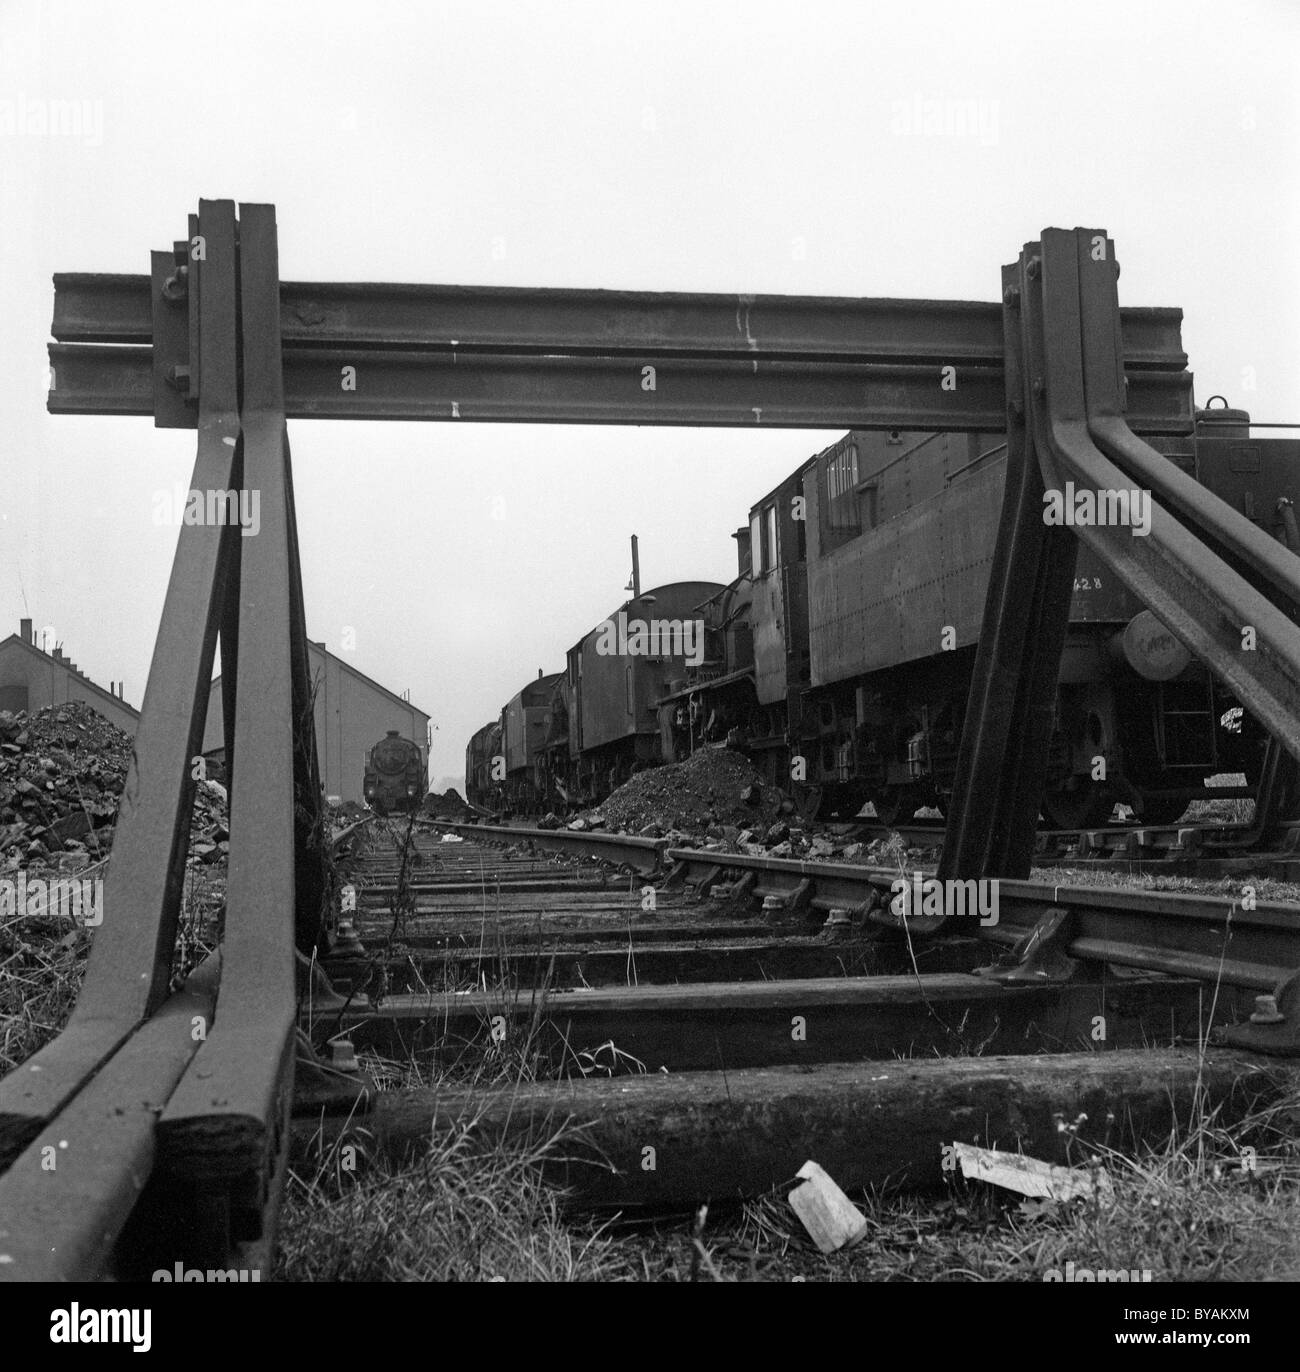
[202, 638, 429, 804]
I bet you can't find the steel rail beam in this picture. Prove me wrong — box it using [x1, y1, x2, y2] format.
[1028, 233, 1300, 759]
[51, 271, 1189, 367]
[45, 341, 1194, 434]
[1074, 234, 1300, 611]
[940, 229, 1300, 895]
[0, 201, 242, 1166]
[0, 957, 220, 1281]
[938, 255, 1080, 886]
[156, 204, 298, 1260]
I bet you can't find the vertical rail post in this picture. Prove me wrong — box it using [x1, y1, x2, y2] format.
[155, 203, 300, 1264]
[939, 240, 1081, 884]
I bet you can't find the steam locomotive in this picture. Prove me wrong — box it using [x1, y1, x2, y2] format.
[363, 730, 426, 816]
[465, 581, 723, 815]
[468, 403, 1297, 825]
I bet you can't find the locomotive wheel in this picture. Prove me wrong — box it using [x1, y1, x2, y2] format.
[1136, 793, 1189, 825]
[871, 786, 916, 827]
[1040, 782, 1114, 829]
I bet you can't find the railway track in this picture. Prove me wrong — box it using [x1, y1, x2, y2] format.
[852, 816, 1300, 877]
[459, 809, 1300, 878]
[289, 816, 1300, 1209]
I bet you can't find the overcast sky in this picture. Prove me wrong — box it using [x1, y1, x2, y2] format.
[2, 0, 1297, 788]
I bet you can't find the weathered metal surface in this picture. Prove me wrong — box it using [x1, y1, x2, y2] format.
[282, 413, 330, 956]
[987, 877, 1300, 991]
[940, 229, 1300, 891]
[0, 957, 220, 1281]
[747, 465, 810, 706]
[1056, 235, 1300, 755]
[501, 674, 562, 776]
[570, 582, 723, 754]
[808, 450, 1005, 682]
[52, 271, 1190, 366]
[1195, 437, 1300, 554]
[46, 342, 1195, 434]
[0, 200, 241, 1165]
[660, 845, 1300, 1002]
[157, 208, 297, 1228]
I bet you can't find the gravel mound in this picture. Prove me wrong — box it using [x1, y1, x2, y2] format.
[0, 702, 228, 872]
[579, 747, 782, 835]
[423, 787, 470, 818]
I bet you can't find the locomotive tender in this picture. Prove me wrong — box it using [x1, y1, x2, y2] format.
[469, 402, 1297, 826]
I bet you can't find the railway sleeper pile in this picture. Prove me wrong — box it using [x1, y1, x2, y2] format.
[293, 819, 1300, 1209]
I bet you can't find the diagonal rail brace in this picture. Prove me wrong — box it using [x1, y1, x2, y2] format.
[943, 228, 1300, 897]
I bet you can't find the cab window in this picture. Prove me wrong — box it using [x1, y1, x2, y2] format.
[825, 442, 861, 533]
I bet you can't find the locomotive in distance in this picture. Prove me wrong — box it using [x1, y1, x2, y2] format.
[468, 402, 1298, 827]
[363, 730, 426, 816]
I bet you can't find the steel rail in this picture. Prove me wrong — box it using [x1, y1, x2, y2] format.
[939, 230, 1300, 890]
[432, 824, 1300, 998]
[1, 201, 322, 1278]
[0, 201, 242, 1167]
[51, 271, 1189, 367]
[155, 205, 299, 1264]
[0, 957, 220, 1280]
[1075, 238, 1300, 609]
[429, 819, 666, 874]
[45, 341, 1195, 434]
[1026, 234, 1300, 757]
[656, 846, 1300, 994]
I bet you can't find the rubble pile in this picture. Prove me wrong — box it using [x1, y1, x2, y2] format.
[0, 702, 229, 871]
[557, 745, 943, 865]
[575, 747, 785, 835]
[423, 787, 470, 819]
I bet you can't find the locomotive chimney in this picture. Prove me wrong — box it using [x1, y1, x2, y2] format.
[630, 534, 641, 599]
